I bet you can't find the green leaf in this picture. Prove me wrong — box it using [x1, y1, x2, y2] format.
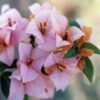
[69, 19, 80, 28]
[0, 63, 6, 73]
[82, 42, 100, 54]
[24, 95, 29, 100]
[64, 42, 80, 58]
[0, 59, 17, 73]
[0, 71, 12, 98]
[83, 57, 94, 82]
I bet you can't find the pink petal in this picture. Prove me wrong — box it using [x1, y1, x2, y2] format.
[44, 53, 56, 68]
[13, 18, 29, 43]
[19, 63, 39, 83]
[36, 75, 55, 99]
[35, 10, 52, 33]
[0, 29, 10, 40]
[37, 87, 54, 99]
[70, 26, 84, 41]
[26, 20, 43, 42]
[19, 43, 32, 61]
[5, 31, 11, 45]
[10, 70, 21, 81]
[64, 57, 78, 69]
[38, 37, 56, 51]
[8, 79, 25, 100]
[56, 34, 70, 47]
[32, 48, 49, 71]
[32, 47, 48, 60]
[0, 8, 21, 24]
[49, 69, 72, 91]
[25, 76, 45, 96]
[0, 46, 14, 66]
[35, 10, 51, 24]
[6, 23, 17, 31]
[44, 53, 62, 68]
[6, 46, 14, 65]
[51, 13, 67, 35]
[49, 58, 78, 91]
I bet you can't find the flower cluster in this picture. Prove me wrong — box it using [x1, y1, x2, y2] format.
[0, 2, 100, 100]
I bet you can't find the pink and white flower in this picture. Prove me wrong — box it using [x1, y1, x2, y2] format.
[0, 8, 28, 65]
[8, 42, 55, 100]
[43, 53, 78, 90]
[26, 2, 68, 44]
[0, 29, 14, 65]
[0, 8, 28, 43]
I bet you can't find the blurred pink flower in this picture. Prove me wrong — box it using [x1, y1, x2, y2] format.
[43, 53, 78, 90]
[18, 43, 39, 83]
[26, 2, 70, 67]
[26, 2, 68, 44]
[8, 42, 55, 100]
[0, 8, 28, 44]
[8, 72, 55, 100]
[0, 29, 14, 65]
[0, 9, 28, 65]
[26, 11, 53, 43]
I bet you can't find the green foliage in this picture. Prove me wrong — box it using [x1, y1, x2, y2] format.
[83, 57, 94, 82]
[0, 71, 12, 98]
[24, 95, 29, 100]
[82, 42, 100, 54]
[69, 19, 81, 28]
[0, 63, 6, 73]
[64, 42, 80, 58]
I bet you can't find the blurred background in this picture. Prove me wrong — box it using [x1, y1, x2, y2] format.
[0, 0, 100, 100]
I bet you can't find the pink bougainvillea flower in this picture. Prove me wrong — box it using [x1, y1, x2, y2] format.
[26, 2, 68, 44]
[37, 35, 70, 64]
[19, 42, 49, 71]
[8, 42, 55, 100]
[50, 13, 68, 37]
[35, 75, 55, 99]
[33, 34, 71, 73]
[25, 74, 55, 99]
[0, 8, 28, 65]
[43, 53, 78, 90]
[27, 8, 70, 53]
[0, 29, 14, 65]
[29, 3, 84, 44]
[0, 8, 21, 28]
[46, 12, 84, 43]
[36, 35, 70, 70]
[8, 70, 55, 100]
[0, 8, 28, 44]
[26, 10, 54, 43]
